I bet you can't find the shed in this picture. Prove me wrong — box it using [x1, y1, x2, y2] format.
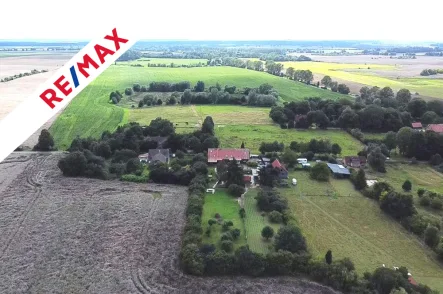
[327, 163, 351, 178]
[411, 122, 423, 129]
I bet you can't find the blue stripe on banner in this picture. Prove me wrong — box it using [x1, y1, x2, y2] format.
[70, 66, 79, 88]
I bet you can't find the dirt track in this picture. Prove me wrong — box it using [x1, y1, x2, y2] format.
[0, 153, 338, 294]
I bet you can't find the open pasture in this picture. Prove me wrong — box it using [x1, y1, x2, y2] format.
[50, 65, 345, 149]
[280, 170, 443, 292]
[215, 125, 364, 155]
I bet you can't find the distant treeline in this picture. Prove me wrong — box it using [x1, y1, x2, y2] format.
[420, 69, 443, 76]
[0, 69, 48, 82]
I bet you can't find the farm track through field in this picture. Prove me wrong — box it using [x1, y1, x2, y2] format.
[0, 154, 48, 258]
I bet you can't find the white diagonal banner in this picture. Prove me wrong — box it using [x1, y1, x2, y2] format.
[0, 27, 137, 162]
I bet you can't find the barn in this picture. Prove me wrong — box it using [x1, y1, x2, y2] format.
[327, 163, 351, 178]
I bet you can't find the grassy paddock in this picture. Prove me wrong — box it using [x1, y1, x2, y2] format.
[51, 65, 346, 149]
[280, 170, 443, 292]
[201, 189, 246, 250]
[243, 189, 281, 254]
[215, 125, 364, 155]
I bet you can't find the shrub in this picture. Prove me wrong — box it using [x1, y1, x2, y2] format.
[268, 211, 283, 223]
[231, 228, 241, 240]
[221, 240, 233, 252]
[239, 208, 246, 218]
[424, 225, 440, 247]
[125, 87, 133, 95]
[120, 174, 148, 183]
[221, 232, 233, 241]
[58, 151, 87, 176]
[310, 163, 330, 182]
[274, 225, 307, 253]
[419, 195, 431, 206]
[417, 188, 426, 197]
[228, 184, 245, 197]
[402, 180, 412, 192]
[431, 198, 442, 210]
[430, 154, 442, 166]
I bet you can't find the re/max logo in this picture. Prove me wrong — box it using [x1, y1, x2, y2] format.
[39, 28, 128, 109]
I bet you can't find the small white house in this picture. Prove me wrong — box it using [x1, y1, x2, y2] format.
[292, 178, 297, 185]
[297, 158, 308, 164]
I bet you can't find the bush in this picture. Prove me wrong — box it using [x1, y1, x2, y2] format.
[268, 211, 283, 223]
[239, 208, 246, 218]
[125, 87, 133, 95]
[231, 228, 241, 240]
[424, 225, 440, 247]
[430, 154, 442, 166]
[121, 174, 148, 183]
[419, 195, 431, 206]
[402, 180, 412, 192]
[221, 240, 233, 252]
[228, 184, 245, 197]
[58, 151, 87, 176]
[221, 232, 233, 241]
[310, 163, 330, 182]
[274, 225, 307, 253]
[417, 188, 426, 197]
[431, 198, 442, 210]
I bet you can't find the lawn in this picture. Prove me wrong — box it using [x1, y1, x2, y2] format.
[243, 189, 281, 254]
[215, 125, 364, 156]
[50, 65, 346, 149]
[201, 189, 246, 250]
[280, 170, 443, 293]
[281, 61, 443, 99]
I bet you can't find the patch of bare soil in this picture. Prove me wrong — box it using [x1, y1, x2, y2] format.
[0, 154, 337, 294]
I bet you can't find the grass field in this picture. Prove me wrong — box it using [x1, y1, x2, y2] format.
[50, 65, 345, 149]
[201, 189, 246, 250]
[280, 170, 443, 292]
[129, 105, 273, 132]
[243, 189, 281, 254]
[215, 125, 364, 156]
[119, 58, 208, 66]
[281, 61, 443, 98]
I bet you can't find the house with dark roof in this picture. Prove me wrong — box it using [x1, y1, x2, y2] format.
[272, 159, 288, 179]
[426, 124, 443, 134]
[139, 149, 170, 163]
[343, 156, 367, 168]
[411, 122, 423, 129]
[207, 148, 250, 163]
[327, 163, 350, 178]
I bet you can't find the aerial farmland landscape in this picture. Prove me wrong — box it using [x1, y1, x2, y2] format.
[1, 17, 443, 294]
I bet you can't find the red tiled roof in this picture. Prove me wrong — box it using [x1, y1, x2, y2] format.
[411, 122, 423, 128]
[272, 159, 287, 171]
[408, 276, 418, 286]
[207, 148, 250, 163]
[427, 124, 443, 133]
[343, 156, 367, 166]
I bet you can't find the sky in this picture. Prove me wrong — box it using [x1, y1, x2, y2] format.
[1, 0, 442, 42]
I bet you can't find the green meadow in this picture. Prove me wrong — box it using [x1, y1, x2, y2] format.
[50, 65, 346, 149]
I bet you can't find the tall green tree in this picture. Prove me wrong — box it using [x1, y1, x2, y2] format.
[321, 75, 332, 87]
[202, 116, 215, 135]
[227, 159, 244, 186]
[396, 89, 412, 104]
[261, 226, 275, 240]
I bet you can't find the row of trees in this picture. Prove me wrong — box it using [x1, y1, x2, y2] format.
[1, 69, 48, 83]
[270, 95, 443, 132]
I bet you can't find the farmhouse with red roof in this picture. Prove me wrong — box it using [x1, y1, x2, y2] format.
[426, 124, 443, 134]
[272, 159, 288, 179]
[207, 148, 250, 163]
[411, 122, 423, 129]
